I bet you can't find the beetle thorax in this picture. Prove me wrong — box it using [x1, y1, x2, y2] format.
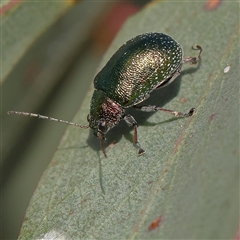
[88, 90, 124, 137]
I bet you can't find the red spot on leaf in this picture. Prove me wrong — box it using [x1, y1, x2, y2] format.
[148, 215, 164, 231]
[174, 134, 184, 154]
[180, 97, 187, 103]
[235, 223, 240, 240]
[93, 2, 141, 51]
[204, 0, 222, 11]
[208, 113, 218, 123]
[0, 0, 23, 16]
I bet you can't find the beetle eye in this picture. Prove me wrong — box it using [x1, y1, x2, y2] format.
[98, 122, 108, 133]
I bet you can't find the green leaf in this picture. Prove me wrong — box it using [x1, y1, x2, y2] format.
[19, 1, 239, 239]
[1, 2, 114, 239]
[1, 1, 71, 83]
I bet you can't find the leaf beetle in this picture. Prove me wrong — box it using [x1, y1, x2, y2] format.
[8, 32, 202, 157]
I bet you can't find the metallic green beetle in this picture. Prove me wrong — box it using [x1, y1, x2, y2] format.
[88, 33, 202, 156]
[8, 33, 202, 157]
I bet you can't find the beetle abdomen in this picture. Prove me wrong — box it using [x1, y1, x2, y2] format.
[94, 32, 183, 107]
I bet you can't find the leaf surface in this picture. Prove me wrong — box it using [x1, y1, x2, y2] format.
[1, 1, 71, 83]
[19, 1, 239, 239]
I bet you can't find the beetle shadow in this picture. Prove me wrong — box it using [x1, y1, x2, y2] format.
[86, 65, 200, 156]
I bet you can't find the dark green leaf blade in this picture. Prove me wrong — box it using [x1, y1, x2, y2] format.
[1, 1, 71, 83]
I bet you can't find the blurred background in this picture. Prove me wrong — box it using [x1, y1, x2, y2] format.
[1, 1, 151, 239]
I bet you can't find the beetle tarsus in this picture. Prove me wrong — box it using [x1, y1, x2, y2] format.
[184, 108, 195, 117]
[138, 147, 146, 156]
[134, 132, 146, 156]
[183, 44, 202, 65]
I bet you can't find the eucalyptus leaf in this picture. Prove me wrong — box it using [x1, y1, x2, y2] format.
[19, 1, 239, 239]
[1, 1, 70, 82]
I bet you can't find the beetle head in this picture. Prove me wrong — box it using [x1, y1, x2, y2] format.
[87, 90, 124, 139]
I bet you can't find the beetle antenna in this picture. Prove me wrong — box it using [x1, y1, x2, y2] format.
[7, 111, 89, 129]
[182, 44, 202, 65]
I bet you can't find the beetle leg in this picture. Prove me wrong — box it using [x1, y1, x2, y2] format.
[134, 105, 195, 117]
[97, 132, 107, 157]
[182, 44, 202, 65]
[124, 115, 145, 155]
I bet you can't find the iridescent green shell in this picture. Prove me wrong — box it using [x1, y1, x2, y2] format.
[94, 32, 183, 107]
